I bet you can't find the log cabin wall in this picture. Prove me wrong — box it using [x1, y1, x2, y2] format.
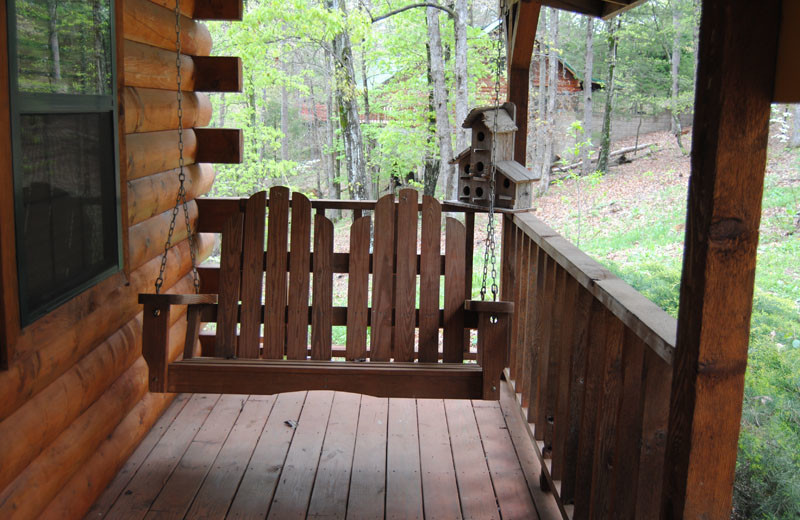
[0, 1, 241, 517]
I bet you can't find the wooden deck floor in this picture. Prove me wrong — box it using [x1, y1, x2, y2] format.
[87, 384, 559, 520]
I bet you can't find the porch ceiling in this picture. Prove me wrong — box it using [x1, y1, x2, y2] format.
[506, 0, 647, 20]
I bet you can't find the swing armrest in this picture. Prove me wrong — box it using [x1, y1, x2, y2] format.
[465, 300, 514, 400]
[138, 293, 218, 306]
[138, 293, 218, 392]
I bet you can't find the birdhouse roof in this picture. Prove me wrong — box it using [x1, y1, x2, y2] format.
[450, 147, 471, 164]
[496, 160, 540, 182]
[462, 102, 517, 133]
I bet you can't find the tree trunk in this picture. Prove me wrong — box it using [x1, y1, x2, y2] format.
[218, 93, 226, 127]
[47, 0, 62, 88]
[581, 17, 594, 176]
[534, 19, 547, 179]
[281, 83, 289, 162]
[93, 0, 107, 93]
[427, 4, 455, 199]
[454, 0, 469, 153]
[670, 5, 687, 154]
[325, 53, 340, 202]
[670, 6, 680, 136]
[421, 39, 439, 197]
[331, 0, 368, 200]
[596, 18, 620, 175]
[538, 8, 558, 194]
[792, 104, 800, 148]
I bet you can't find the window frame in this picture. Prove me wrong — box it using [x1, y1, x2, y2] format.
[5, 0, 123, 327]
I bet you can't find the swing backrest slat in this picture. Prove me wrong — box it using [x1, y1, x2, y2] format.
[205, 187, 477, 362]
[286, 193, 312, 360]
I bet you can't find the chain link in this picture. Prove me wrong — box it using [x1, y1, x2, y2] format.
[479, 19, 504, 302]
[155, 1, 200, 294]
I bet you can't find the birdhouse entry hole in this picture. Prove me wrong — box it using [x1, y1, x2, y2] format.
[503, 178, 511, 189]
[463, 186, 471, 196]
[477, 162, 484, 173]
[475, 187, 484, 197]
[477, 131, 485, 142]
[464, 164, 471, 174]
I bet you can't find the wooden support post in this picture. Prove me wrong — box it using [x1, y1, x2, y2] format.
[467, 300, 514, 400]
[663, 2, 782, 518]
[141, 303, 170, 392]
[183, 305, 203, 360]
[505, 0, 540, 166]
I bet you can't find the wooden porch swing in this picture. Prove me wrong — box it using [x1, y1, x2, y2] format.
[139, 187, 513, 400]
[137, 2, 512, 401]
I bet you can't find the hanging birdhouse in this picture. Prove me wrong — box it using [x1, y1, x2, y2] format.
[452, 102, 539, 209]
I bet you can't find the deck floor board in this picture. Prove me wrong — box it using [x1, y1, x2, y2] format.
[94, 385, 552, 519]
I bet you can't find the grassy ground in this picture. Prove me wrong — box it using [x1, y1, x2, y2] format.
[534, 130, 800, 519]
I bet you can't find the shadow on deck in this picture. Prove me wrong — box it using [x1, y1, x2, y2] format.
[86, 380, 560, 519]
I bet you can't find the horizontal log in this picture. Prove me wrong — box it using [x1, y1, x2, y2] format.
[0, 304, 189, 493]
[167, 358, 483, 398]
[0, 234, 213, 421]
[0, 358, 150, 519]
[125, 0, 212, 56]
[147, 0, 243, 20]
[128, 201, 199, 271]
[512, 212, 676, 364]
[193, 0, 244, 19]
[195, 128, 243, 163]
[124, 87, 212, 133]
[193, 56, 243, 92]
[128, 163, 215, 226]
[37, 392, 176, 520]
[196, 330, 480, 361]
[126, 129, 198, 181]
[124, 40, 241, 92]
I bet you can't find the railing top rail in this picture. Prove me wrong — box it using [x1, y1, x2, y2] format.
[513, 212, 676, 365]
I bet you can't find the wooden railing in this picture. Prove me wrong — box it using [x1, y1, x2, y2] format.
[501, 212, 676, 519]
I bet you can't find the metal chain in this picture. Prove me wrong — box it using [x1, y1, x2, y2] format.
[479, 19, 504, 302]
[155, 1, 200, 294]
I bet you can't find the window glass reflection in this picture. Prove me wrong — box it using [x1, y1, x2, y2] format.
[15, 0, 112, 95]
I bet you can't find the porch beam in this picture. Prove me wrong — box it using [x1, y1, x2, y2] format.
[505, 0, 540, 166]
[663, 1, 782, 518]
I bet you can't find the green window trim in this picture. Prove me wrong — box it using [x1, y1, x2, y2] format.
[6, 0, 123, 326]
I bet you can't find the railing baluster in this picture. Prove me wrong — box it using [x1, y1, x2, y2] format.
[509, 225, 524, 382]
[573, 300, 610, 519]
[522, 241, 541, 412]
[532, 254, 556, 439]
[559, 283, 592, 504]
[612, 329, 647, 519]
[542, 264, 566, 457]
[551, 273, 578, 482]
[588, 314, 625, 517]
[634, 348, 672, 519]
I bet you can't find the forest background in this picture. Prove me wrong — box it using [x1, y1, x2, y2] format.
[204, 0, 800, 517]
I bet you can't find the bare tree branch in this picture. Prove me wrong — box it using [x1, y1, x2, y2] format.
[371, 3, 455, 23]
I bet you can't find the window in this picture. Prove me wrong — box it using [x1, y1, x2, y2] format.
[7, 0, 121, 325]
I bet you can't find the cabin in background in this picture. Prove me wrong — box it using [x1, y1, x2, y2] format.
[0, 0, 798, 518]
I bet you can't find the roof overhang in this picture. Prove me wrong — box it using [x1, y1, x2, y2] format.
[510, 0, 647, 20]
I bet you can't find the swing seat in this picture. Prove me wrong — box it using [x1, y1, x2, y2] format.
[139, 187, 512, 400]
